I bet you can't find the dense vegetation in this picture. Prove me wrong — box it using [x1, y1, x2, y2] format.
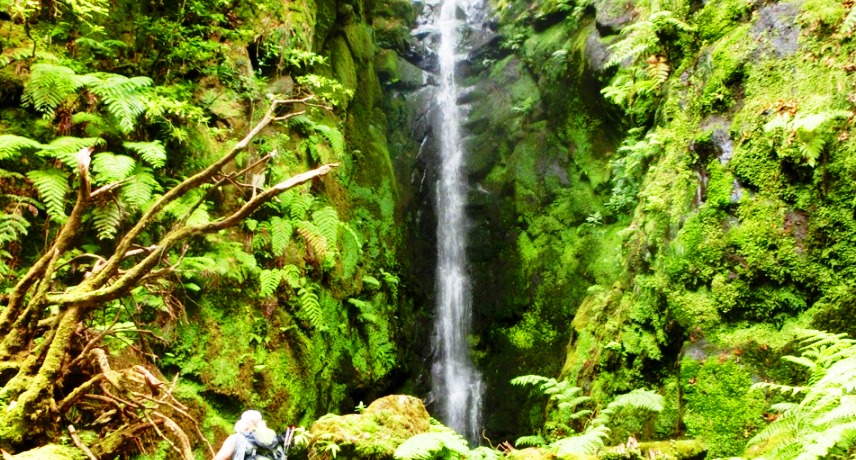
[3, 0, 856, 457]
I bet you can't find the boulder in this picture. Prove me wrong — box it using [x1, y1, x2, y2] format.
[308, 395, 431, 460]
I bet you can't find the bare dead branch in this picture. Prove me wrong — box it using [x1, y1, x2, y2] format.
[68, 425, 98, 460]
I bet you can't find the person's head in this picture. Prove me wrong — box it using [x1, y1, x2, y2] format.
[234, 410, 265, 433]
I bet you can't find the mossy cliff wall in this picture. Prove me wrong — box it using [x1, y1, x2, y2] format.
[0, 0, 427, 451]
[457, 0, 856, 452]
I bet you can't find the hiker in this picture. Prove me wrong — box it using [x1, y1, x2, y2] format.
[214, 410, 286, 460]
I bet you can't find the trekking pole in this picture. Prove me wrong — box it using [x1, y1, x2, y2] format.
[282, 426, 296, 460]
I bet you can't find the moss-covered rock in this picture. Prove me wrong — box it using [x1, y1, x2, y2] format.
[307, 395, 431, 460]
[9, 445, 85, 460]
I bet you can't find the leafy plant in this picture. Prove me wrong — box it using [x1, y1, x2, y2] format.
[511, 374, 664, 456]
[393, 431, 470, 460]
[762, 110, 852, 167]
[748, 329, 856, 459]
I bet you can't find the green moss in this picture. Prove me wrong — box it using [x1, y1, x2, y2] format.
[680, 356, 765, 457]
[6, 445, 85, 459]
[329, 36, 358, 104]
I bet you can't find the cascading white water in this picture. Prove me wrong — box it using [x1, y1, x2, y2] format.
[428, 0, 484, 443]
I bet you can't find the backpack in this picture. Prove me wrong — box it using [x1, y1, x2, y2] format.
[242, 426, 296, 460]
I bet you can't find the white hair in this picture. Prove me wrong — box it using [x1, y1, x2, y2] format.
[235, 410, 265, 433]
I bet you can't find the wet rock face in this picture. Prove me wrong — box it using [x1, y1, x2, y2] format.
[751, 2, 801, 59]
[594, 0, 639, 35]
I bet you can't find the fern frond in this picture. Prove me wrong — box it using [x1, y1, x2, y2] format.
[297, 220, 328, 259]
[514, 435, 547, 448]
[393, 432, 469, 460]
[38, 137, 104, 169]
[91, 152, 136, 185]
[604, 388, 665, 414]
[281, 264, 301, 288]
[0, 211, 30, 244]
[312, 206, 339, 247]
[123, 140, 167, 168]
[297, 284, 325, 330]
[0, 135, 43, 161]
[510, 375, 553, 387]
[92, 201, 123, 240]
[270, 216, 293, 257]
[259, 269, 282, 297]
[551, 425, 609, 456]
[22, 64, 85, 118]
[313, 124, 345, 159]
[340, 222, 363, 254]
[121, 166, 159, 209]
[289, 193, 314, 221]
[87, 74, 152, 134]
[27, 168, 70, 222]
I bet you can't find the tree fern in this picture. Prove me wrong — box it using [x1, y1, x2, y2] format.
[123, 140, 167, 168]
[92, 201, 123, 240]
[393, 432, 470, 460]
[297, 283, 325, 330]
[0, 135, 43, 161]
[91, 152, 137, 185]
[27, 168, 70, 222]
[259, 269, 282, 297]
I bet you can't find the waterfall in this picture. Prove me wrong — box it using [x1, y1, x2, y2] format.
[422, 0, 485, 444]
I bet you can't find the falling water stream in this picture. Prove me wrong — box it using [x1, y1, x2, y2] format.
[425, 0, 485, 443]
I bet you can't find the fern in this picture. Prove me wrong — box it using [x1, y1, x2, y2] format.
[313, 124, 345, 159]
[552, 425, 609, 457]
[0, 211, 30, 245]
[749, 329, 856, 459]
[259, 269, 282, 297]
[280, 264, 301, 288]
[289, 193, 314, 221]
[27, 168, 70, 222]
[123, 140, 167, 168]
[297, 220, 328, 259]
[312, 206, 339, 247]
[763, 111, 852, 167]
[270, 216, 293, 257]
[121, 166, 159, 208]
[393, 432, 469, 460]
[0, 135, 43, 161]
[92, 201, 123, 240]
[514, 435, 547, 448]
[22, 64, 88, 118]
[38, 137, 104, 169]
[91, 152, 137, 185]
[87, 73, 152, 134]
[297, 284, 325, 330]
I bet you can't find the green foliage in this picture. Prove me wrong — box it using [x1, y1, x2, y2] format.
[92, 201, 122, 240]
[606, 130, 664, 212]
[23, 64, 152, 133]
[26, 168, 71, 223]
[0, 135, 42, 161]
[748, 330, 856, 460]
[511, 374, 663, 455]
[393, 432, 470, 460]
[762, 110, 851, 167]
[123, 141, 167, 168]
